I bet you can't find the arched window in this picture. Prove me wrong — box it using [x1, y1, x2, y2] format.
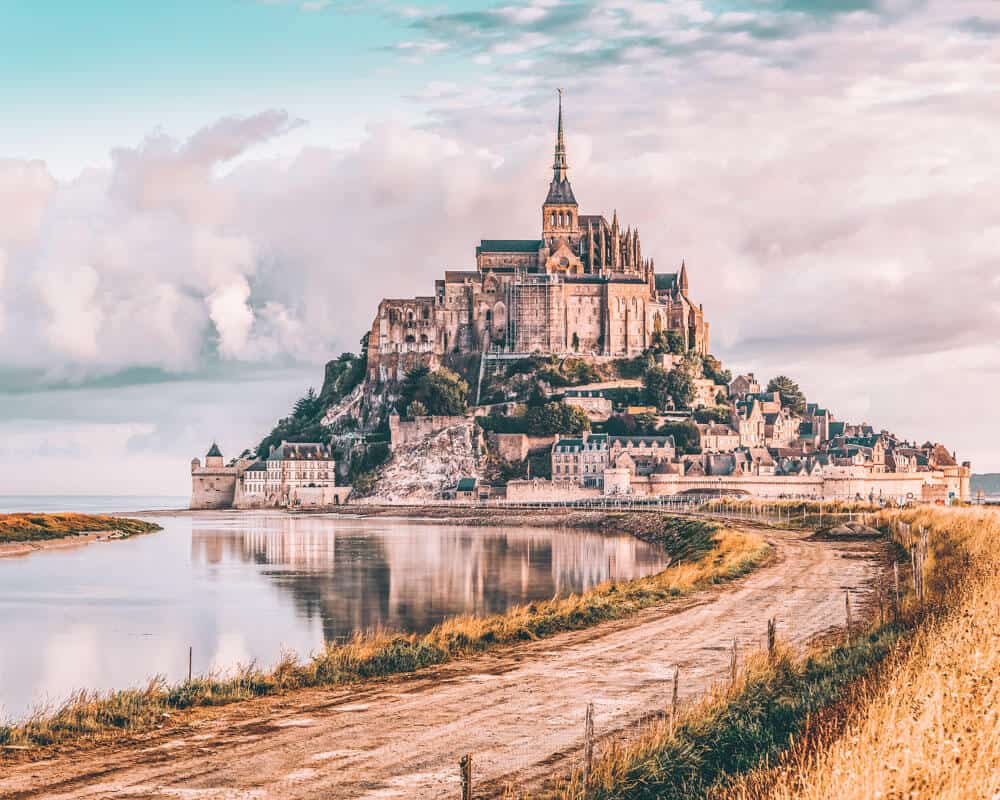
[550, 212, 555, 226]
[422, 307, 430, 320]
[407, 310, 414, 322]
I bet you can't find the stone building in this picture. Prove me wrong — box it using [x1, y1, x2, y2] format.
[367, 94, 710, 383]
[190, 443, 252, 510]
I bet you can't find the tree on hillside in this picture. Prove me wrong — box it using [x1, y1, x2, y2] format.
[694, 405, 731, 425]
[398, 366, 469, 417]
[767, 375, 807, 415]
[666, 368, 695, 409]
[659, 421, 702, 454]
[644, 367, 672, 409]
[681, 353, 704, 379]
[667, 331, 685, 354]
[524, 401, 591, 436]
[703, 354, 732, 386]
[293, 387, 322, 420]
[406, 400, 428, 418]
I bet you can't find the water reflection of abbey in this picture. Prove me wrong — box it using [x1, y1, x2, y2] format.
[190, 518, 665, 641]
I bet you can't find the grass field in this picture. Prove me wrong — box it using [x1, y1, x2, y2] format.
[0, 513, 161, 544]
[0, 514, 769, 752]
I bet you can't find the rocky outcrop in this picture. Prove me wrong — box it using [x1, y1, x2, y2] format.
[366, 420, 480, 503]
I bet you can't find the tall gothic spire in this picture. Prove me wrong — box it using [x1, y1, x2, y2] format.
[544, 89, 577, 206]
[553, 88, 568, 181]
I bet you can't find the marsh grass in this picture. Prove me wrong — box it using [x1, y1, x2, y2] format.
[543, 630, 902, 800]
[0, 517, 769, 752]
[538, 507, 997, 800]
[0, 513, 161, 544]
[716, 507, 1000, 800]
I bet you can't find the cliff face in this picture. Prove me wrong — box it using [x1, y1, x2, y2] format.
[365, 420, 480, 503]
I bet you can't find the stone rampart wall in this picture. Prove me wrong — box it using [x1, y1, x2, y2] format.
[389, 414, 468, 449]
[190, 469, 238, 509]
[506, 479, 601, 503]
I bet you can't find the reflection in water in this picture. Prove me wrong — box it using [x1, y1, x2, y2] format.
[190, 517, 667, 641]
[0, 514, 665, 720]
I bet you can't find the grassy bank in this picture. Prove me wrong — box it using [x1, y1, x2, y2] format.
[0, 514, 769, 753]
[547, 506, 993, 800]
[720, 507, 1000, 800]
[547, 629, 903, 800]
[0, 513, 161, 544]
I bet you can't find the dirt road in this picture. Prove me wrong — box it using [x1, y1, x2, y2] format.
[0, 528, 880, 800]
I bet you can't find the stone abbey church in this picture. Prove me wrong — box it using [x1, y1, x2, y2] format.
[367, 96, 710, 382]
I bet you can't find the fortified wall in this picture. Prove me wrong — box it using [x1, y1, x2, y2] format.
[190, 446, 254, 510]
[389, 414, 469, 450]
[507, 469, 968, 503]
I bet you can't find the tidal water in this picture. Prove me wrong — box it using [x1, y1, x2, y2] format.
[0, 513, 667, 721]
[0, 495, 186, 514]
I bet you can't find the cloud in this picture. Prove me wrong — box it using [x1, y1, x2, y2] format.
[2, 0, 1000, 475]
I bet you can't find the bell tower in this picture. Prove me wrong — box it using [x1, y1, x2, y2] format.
[542, 89, 579, 246]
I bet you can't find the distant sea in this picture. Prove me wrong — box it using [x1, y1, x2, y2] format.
[0, 496, 187, 514]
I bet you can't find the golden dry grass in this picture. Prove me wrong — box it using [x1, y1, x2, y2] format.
[719, 506, 1000, 800]
[0, 513, 160, 543]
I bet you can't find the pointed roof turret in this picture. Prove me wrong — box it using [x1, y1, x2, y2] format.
[679, 260, 689, 295]
[544, 89, 577, 206]
[206, 442, 222, 458]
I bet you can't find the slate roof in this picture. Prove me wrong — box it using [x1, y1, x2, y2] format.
[456, 477, 478, 492]
[611, 435, 676, 448]
[206, 443, 222, 458]
[545, 177, 577, 205]
[268, 442, 333, 461]
[245, 462, 267, 472]
[476, 240, 542, 255]
[655, 273, 679, 291]
[578, 214, 608, 230]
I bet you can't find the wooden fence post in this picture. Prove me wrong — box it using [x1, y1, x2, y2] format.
[844, 591, 852, 643]
[767, 617, 776, 659]
[893, 560, 901, 617]
[188, 645, 193, 682]
[584, 703, 595, 787]
[730, 637, 738, 686]
[670, 668, 679, 736]
[460, 753, 473, 800]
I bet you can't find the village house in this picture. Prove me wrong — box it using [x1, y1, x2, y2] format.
[729, 373, 761, 399]
[552, 433, 610, 488]
[731, 399, 766, 448]
[698, 424, 741, 453]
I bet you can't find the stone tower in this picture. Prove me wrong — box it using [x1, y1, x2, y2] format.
[541, 89, 579, 247]
[205, 442, 224, 469]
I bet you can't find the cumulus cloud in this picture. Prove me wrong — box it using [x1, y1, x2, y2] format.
[2, 0, 999, 473]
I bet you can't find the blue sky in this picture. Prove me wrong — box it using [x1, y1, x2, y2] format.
[1, 0, 998, 492]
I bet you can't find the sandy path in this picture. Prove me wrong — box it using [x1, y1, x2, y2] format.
[0, 528, 879, 800]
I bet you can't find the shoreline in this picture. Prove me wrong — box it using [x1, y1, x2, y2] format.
[0, 530, 122, 559]
[0, 512, 770, 756]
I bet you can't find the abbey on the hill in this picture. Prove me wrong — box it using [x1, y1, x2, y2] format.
[367, 92, 710, 383]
